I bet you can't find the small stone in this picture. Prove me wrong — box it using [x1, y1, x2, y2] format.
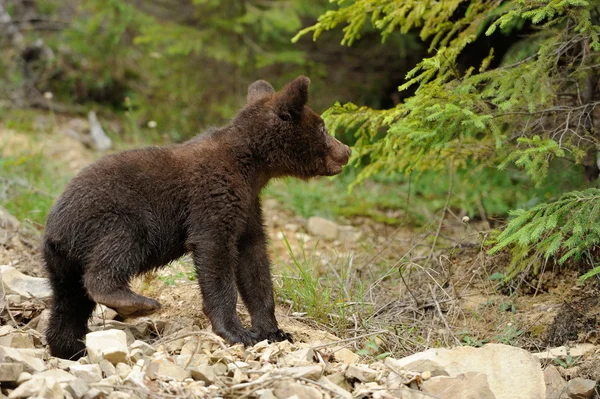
[69, 364, 102, 383]
[175, 354, 210, 369]
[130, 340, 155, 356]
[566, 378, 596, 399]
[5, 294, 21, 304]
[146, 358, 190, 381]
[124, 369, 146, 389]
[544, 365, 567, 399]
[82, 388, 104, 399]
[307, 217, 339, 240]
[345, 364, 378, 383]
[56, 359, 79, 370]
[317, 376, 352, 399]
[279, 365, 323, 380]
[34, 310, 51, 335]
[257, 389, 277, 399]
[8, 378, 45, 398]
[85, 329, 128, 364]
[115, 363, 131, 380]
[98, 359, 116, 377]
[0, 266, 52, 299]
[273, 381, 323, 399]
[0, 346, 46, 373]
[282, 347, 315, 366]
[37, 368, 77, 383]
[332, 347, 360, 364]
[65, 379, 90, 399]
[421, 372, 495, 399]
[189, 365, 216, 385]
[0, 363, 24, 382]
[16, 371, 32, 384]
[92, 305, 118, 321]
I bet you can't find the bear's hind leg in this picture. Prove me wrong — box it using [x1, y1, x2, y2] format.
[44, 243, 96, 360]
[83, 239, 162, 317]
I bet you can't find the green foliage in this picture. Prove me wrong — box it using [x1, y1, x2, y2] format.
[490, 188, 600, 280]
[299, 0, 600, 278]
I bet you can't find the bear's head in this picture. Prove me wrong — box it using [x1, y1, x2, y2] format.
[237, 76, 351, 179]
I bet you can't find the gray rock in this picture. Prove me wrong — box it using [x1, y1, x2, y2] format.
[0, 363, 24, 382]
[307, 217, 339, 240]
[0, 332, 35, 348]
[394, 343, 545, 399]
[566, 378, 596, 399]
[92, 305, 118, 321]
[124, 369, 146, 389]
[544, 365, 568, 399]
[16, 371, 32, 384]
[129, 340, 155, 356]
[69, 364, 102, 383]
[37, 368, 77, 383]
[115, 363, 131, 380]
[98, 359, 116, 377]
[421, 372, 496, 399]
[0, 266, 52, 299]
[345, 364, 378, 383]
[317, 376, 352, 399]
[279, 365, 323, 380]
[533, 344, 597, 361]
[34, 309, 51, 335]
[273, 381, 323, 399]
[332, 347, 360, 364]
[85, 329, 128, 364]
[146, 358, 190, 381]
[8, 378, 42, 398]
[189, 365, 216, 385]
[0, 346, 46, 373]
[65, 379, 90, 399]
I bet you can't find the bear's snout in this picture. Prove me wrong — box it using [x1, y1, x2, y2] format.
[324, 135, 351, 176]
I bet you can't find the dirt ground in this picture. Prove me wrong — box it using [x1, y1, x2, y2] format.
[1, 118, 599, 380]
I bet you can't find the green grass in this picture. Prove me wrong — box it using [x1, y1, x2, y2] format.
[274, 234, 372, 332]
[0, 148, 70, 229]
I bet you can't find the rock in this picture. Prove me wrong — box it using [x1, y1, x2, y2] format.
[69, 364, 102, 383]
[5, 294, 21, 304]
[130, 340, 155, 356]
[88, 111, 112, 151]
[0, 266, 52, 299]
[566, 378, 596, 399]
[146, 358, 190, 381]
[65, 379, 90, 399]
[532, 344, 597, 361]
[83, 388, 104, 399]
[273, 381, 323, 399]
[257, 389, 277, 399]
[421, 372, 496, 399]
[345, 364, 378, 383]
[85, 329, 128, 364]
[124, 369, 147, 389]
[92, 305, 118, 321]
[176, 354, 210, 369]
[544, 365, 568, 399]
[394, 344, 545, 399]
[37, 368, 77, 383]
[387, 356, 444, 374]
[8, 378, 42, 398]
[281, 347, 316, 366]
[115, 363, 131, 380]
[98, 359, 116, 377]
[307, 217, 339, 240]
[34, 309, 51, 335]
[0, 332, 34, 348]
[0, 346, 46, 373]
[317, 376, 353, 399]
[16, 371, 32, 384]
[189, 365, 216, 385]
[0, 363, 24, 382]
[332, 347, 360, 364]
[279, 365, 323, 380]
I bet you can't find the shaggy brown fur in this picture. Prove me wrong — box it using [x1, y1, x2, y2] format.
[43, 76, 351, 359]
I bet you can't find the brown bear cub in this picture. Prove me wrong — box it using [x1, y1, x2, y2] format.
[43, 76, 351, 359]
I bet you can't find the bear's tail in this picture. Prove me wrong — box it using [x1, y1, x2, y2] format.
[43, 240, 96, 360]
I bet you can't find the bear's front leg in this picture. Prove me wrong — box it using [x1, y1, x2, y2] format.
[192, 236, 258, 346]
[236, 202, 293, 343]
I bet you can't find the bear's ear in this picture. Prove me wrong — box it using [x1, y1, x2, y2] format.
[247, 80, 275, 104]
[276, 76, 310, 119]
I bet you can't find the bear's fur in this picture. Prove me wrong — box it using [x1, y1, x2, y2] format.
[43, 76, 351, 359]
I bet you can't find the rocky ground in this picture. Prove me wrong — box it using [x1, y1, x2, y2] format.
[1, 116, 599, 398]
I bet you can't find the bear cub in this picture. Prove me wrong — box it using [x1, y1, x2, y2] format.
[43, 76, 351, 359]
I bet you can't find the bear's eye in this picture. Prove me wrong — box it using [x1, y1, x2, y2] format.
[279, 112, 292, 122]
